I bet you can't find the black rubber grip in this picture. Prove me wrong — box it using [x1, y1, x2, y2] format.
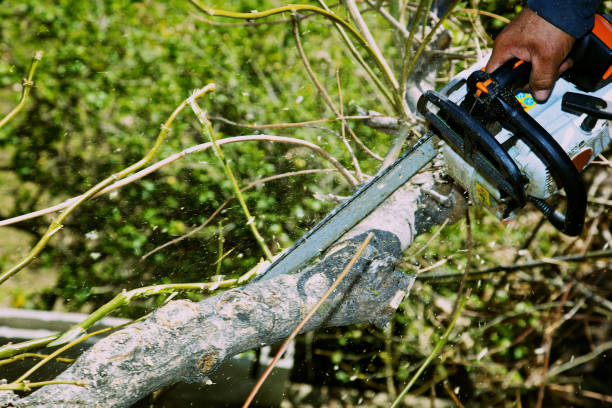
[491, 58, 531, 90]
[417, 90, 526, 207]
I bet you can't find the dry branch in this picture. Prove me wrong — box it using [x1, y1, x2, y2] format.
[2, 170, 466, 407]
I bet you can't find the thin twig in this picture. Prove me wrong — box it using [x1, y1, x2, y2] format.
[0, 135, 357, 228]
[47, 276, 264, 348]
[454, 8, 510, 24]
[390, 296, 467, 408]
[140, 169, 337, 260]
[443, 381, 466, 408]
[3, 269, 265, 360]
[242, 232, 375, 408]
[364, 0, 410, 38]
[209, 114, 379, 130]
[535, 284, 572, 408]
[419, 249, 612, 280]
[421, 0, 435, 41]
[0, 353, 73, 367]
[335, 70, 364, 180]
[343, 0, 401, 94]
[592, 154, 612, 168]
[291, 15, 365, 178]
[548, 383, 612, 403]
[0, 85, 215, 285]
[384, 322, 397, 399]
[465, 0, 493, 45]
[189, 97, 273, 260]
[190, 1, 401, 114]
[449, 208, 473, 319]
[400, 0, 428, 101]
[410, 219, 449, 257]
[216, 221, 224, 276]
[13, 320, 134, 384]
[574, 282, 612, 314]
[0, 51, 43, 130]
[400, 0, 460, 98]
[191, 10, 316, 27]
[512, 215, 546, 263]
[0, 380, 85, 392]
[318, 2, 397, 112]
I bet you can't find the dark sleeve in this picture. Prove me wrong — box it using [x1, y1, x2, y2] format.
[527, 0, 601, 37]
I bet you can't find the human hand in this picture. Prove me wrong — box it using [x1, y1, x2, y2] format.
[485, 8, 576, 102]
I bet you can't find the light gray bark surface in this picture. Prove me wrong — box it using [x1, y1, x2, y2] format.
[2, 171, 466, 408]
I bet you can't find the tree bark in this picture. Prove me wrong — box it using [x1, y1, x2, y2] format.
[2, 170, 466, 408]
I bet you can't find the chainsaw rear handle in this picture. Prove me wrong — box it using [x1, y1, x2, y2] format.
[565, 14, 612, 92]
[490, 13, 612, 93]
[490, 59, 532, 90]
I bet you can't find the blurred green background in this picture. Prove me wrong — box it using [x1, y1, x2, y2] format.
[0, 0, 535, 311]
[0, 0, 391, 311]
[1, 1, 611, 407]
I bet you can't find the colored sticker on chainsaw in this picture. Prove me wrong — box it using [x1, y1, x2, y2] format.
[475, 183, 491, 206]
[515, 91, 536, 111]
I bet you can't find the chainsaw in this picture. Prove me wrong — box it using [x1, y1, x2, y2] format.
[255, 14, 612, 282]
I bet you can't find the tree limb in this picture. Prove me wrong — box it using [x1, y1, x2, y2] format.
[3, 170, 466, 407]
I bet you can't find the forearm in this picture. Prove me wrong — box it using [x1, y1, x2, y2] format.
[527, 0, 601, 37]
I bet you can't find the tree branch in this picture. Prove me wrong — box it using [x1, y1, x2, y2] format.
[4, 170, 467, 407]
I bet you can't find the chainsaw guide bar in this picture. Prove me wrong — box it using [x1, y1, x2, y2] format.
[254, 14, 612, 281]
[254, 133, 437, 282]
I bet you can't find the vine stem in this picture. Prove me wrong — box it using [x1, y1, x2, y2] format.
[400, 0, 461, 100]
[291, 15, 363, 182]
[0, 352, 73, 367]
[0, 380, 85, 392]
[1, 271, 269, 358]
[49, 273, 270, 348]
[0, 85, 215, 285]
[189, 98, 273, 260]
[343, 0, 406, 116]
[399, 0, 428, 101]
[13, 320, 140, 384]
[316, 0, 396, 113]
[456, 8, 510, 24]
[0, 51, 43, 130]
[209, 114, 379, 130]
[418, 249, 612, 280]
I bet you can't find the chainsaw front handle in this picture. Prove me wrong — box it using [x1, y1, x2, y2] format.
[466, 62, 587, 236]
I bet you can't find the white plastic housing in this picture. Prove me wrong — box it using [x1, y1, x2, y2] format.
[439, 61, 612, 221]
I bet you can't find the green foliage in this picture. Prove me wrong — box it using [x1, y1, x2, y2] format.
[1, 1, 611, 407]
[0, 0, 387, 311]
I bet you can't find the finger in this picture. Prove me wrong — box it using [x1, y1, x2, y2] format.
[485, 33, 518, 73]
[529, 57, 559, 102]
[485, 47, 510, 73]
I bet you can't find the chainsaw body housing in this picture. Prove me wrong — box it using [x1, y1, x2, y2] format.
[439, 63, 611, 222]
